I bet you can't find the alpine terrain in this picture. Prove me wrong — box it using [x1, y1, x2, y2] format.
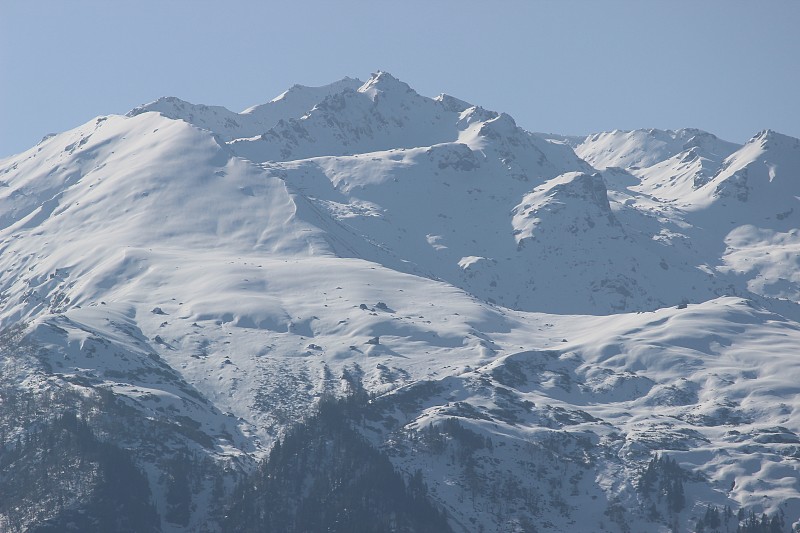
[1, 71, 798, 532]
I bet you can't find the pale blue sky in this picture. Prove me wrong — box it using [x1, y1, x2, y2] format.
[2, 1, 799, 157]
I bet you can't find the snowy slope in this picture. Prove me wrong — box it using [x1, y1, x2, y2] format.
[227, 72, 477, 162]
[576, 127, 800, 306]
[687, 130, 800, 220]
[363, 296, 800, 532]
[574, 128, 741, 202]
[1, 72, 799, 533]
[576, 128, 739, 171]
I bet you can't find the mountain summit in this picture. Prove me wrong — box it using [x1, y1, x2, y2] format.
[1, 72, 799, 533]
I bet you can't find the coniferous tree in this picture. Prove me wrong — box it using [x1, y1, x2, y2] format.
[224, 393, 453, 533]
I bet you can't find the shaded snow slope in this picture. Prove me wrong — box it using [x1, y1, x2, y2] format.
[1, 72, 799, 533]
[364, 297, 800, 532]
[577, 127, 800, 304]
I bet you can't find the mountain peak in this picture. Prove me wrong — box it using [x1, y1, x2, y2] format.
[477, 112, 518, 139]
[749, 128, 800, 150]
[357, 71, 414, 100]
[126, 96, 192, 117]
[576, 128, 739, 171]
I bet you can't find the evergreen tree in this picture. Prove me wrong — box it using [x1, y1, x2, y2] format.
[165, 449, 193, 526]
[224, 394, 453, 532]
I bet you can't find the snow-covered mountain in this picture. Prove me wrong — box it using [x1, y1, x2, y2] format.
[0, 71, 798, 533]
[127, 76, 363, 142]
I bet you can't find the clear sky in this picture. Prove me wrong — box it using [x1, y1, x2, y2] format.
[2, 1, 799, 158]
